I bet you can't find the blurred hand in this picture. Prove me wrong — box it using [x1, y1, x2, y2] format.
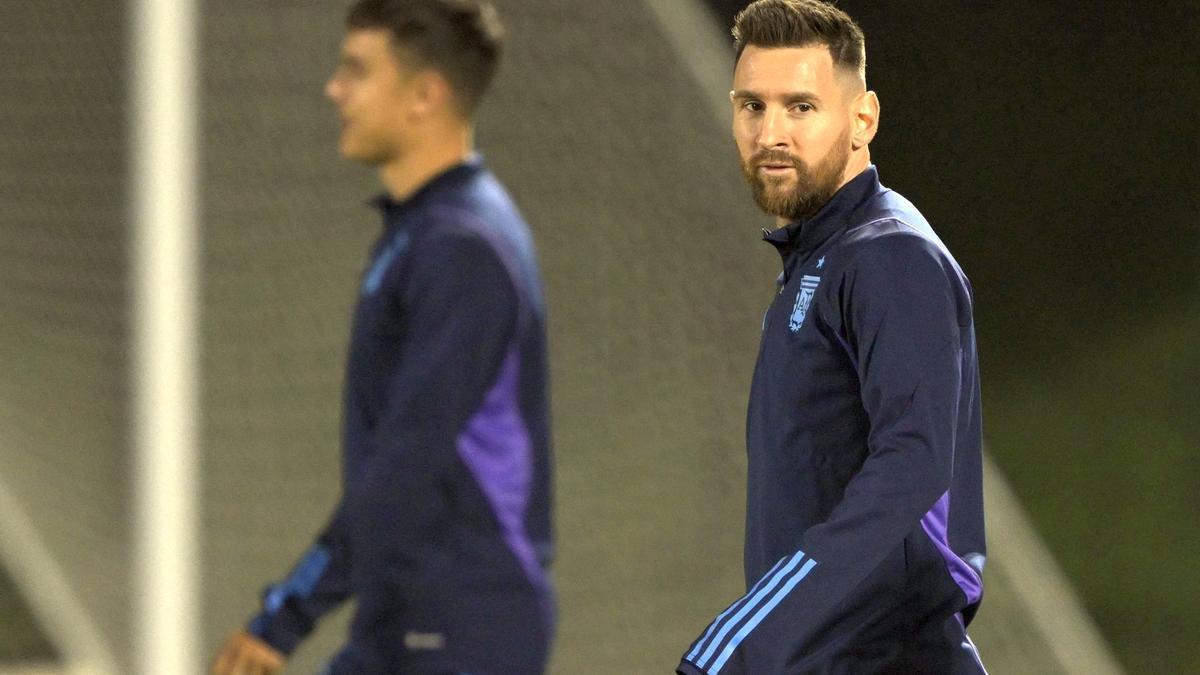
[210, 630, 285, 675]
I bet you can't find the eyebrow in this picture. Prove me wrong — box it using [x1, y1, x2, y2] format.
[731, 89, 822, 103]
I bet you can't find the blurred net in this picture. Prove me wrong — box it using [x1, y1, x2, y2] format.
[0, 0, 131, 669]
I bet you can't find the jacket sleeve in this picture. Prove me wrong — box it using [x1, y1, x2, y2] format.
[680, 233, 971, 674]
[342, 226, 518, 598]
[247, 505, 353, 655]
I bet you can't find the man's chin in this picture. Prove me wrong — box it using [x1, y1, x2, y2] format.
[763, 182, 794, 197]
[338, 141, 385, 165]
[757, 184, 797, 206]
[757, 172, 794, 186]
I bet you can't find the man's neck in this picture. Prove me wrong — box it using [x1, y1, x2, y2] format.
[839, 148, 870, 191]
[379, 123, 473, 201]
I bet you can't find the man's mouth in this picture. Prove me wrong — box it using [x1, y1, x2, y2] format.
[754, 154, 798, 172]
[758, 164, 796, 175]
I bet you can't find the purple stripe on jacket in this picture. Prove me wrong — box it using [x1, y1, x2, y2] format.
[455, 347, 547, 597]
[920, 491, 983, 605]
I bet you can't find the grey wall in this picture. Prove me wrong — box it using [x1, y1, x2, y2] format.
[0, 1, 132, 667]
[200, 4, 372, 670]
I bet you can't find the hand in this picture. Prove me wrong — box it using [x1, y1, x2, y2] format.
[210, 630, 285, 675]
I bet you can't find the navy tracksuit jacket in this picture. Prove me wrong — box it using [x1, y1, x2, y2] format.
[679, 166, 987, 674]
[246, 156, 554, 674]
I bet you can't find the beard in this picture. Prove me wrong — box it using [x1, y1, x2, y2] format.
[741, 129, 851, 222]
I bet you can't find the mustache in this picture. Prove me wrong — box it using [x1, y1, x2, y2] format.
[749, 151, 801, 168]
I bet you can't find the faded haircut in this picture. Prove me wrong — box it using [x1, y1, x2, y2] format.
[347, 0, 505, 116]
[733, 0, 866, 84]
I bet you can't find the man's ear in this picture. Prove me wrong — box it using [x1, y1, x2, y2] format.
[851, 90, 880, 150]
[410, 69, 455, 119]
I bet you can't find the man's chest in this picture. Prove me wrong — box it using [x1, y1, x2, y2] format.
[754, 251, 859, 417]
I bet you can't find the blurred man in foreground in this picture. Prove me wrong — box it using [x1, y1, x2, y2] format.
[211, 1, 554, 672]
[678, 1, 987, 672]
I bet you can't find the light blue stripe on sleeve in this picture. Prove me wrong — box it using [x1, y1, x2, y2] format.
[709, 558, 818, 674]
[694, 551, 807, 669]
[686, 555, 789, 663]
[264, 544, 332, 614]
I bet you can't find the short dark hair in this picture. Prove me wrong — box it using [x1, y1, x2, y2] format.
[347, 0, 505, 115]
[732, 0, 865, 83]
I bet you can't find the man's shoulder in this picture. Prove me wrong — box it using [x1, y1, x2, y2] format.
[407, 199, 528, 290]
[429, 168, 523, 224]
[409, 219, 507, 275]
[416, 172, 525, 240]
[844, 187, 931, 240]
[815, 195, 973, 320]
[833, 189, 961, 274]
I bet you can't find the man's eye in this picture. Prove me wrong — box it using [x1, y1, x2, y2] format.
[742, 101, 764, 112]
[791, 103, 814, 113]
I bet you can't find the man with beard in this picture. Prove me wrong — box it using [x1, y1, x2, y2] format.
[677, 1, 987, 673]
[210, 1, 554, 673]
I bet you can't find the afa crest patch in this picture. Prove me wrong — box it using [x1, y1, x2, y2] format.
[789, 275, 821, 332]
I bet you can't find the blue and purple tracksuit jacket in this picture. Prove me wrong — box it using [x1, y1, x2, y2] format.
[247, 156, 553, 674]
[679, 166, 988, 674]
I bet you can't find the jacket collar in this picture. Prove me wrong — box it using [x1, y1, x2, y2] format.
[370, 153, 483, 227]
[762, 164, 881, 255]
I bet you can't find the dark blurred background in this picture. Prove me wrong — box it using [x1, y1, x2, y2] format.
[703, 1, 1199, 672]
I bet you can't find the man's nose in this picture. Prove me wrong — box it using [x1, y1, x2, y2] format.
[757, 107, 789, 148]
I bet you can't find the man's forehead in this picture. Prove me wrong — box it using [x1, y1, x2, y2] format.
[736, 45, 847, 91]
[342, 28, 422, 73]
[341, 28, 392, 58]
